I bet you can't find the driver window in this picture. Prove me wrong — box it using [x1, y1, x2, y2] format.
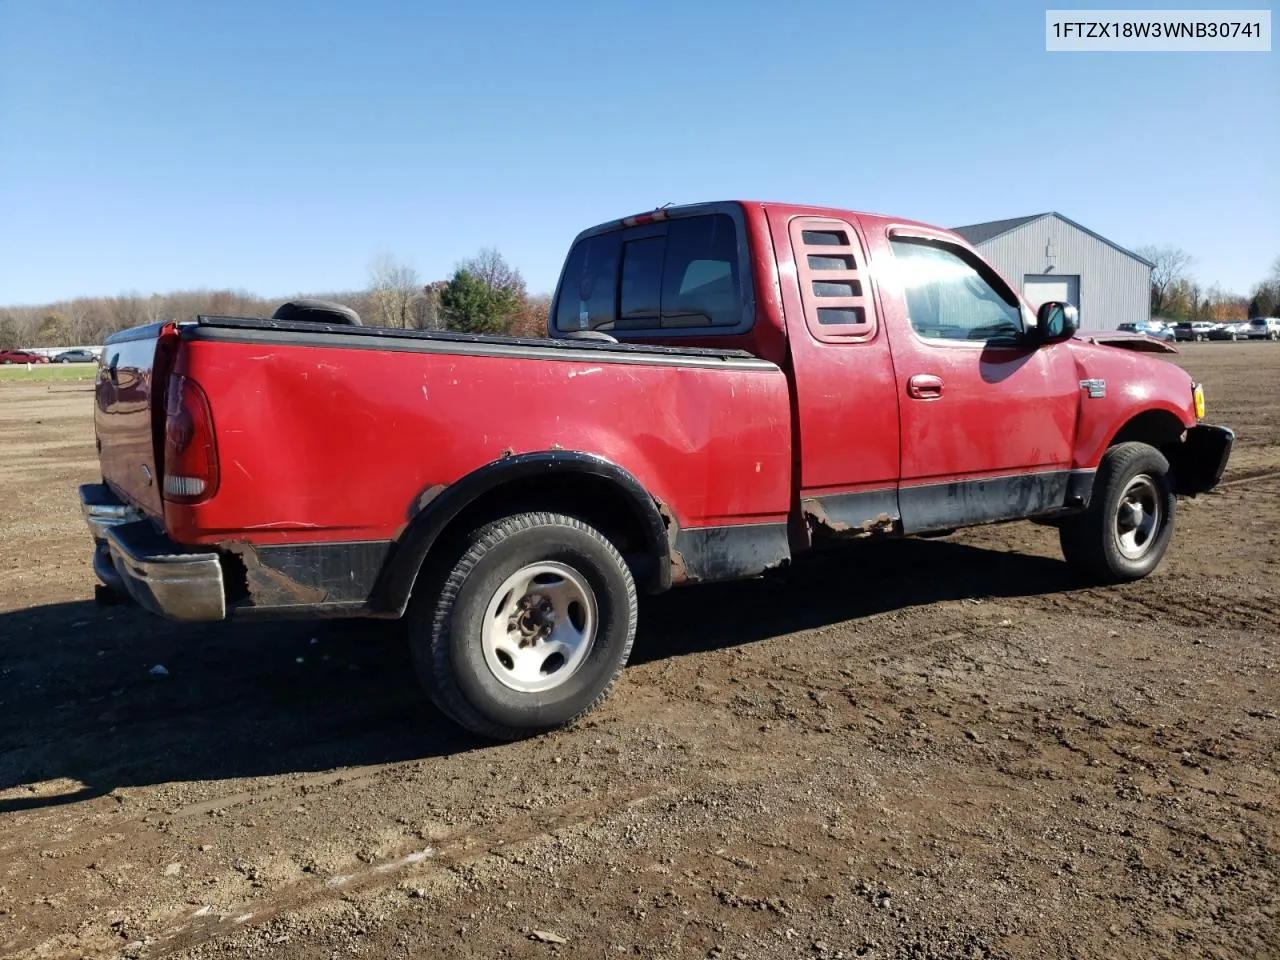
[889, 238, 1022, 342]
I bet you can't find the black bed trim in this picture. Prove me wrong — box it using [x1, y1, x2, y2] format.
[182, 316, 776, 371]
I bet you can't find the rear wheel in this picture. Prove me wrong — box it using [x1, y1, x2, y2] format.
[1059, 442, 1176, 583]
[409, 512, 638, 740]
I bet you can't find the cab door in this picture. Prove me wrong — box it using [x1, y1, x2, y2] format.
[869, 228, 1081, 534]
[766, 209, 903, 537]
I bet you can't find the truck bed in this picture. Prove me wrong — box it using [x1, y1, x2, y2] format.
[92, 312, 795, 617]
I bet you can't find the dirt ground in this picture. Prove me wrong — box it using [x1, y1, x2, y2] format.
[1, 343, 1276, 960]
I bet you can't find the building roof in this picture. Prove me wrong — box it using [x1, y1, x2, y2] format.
[951, 214, 1044, 246]
[952, 212, 1155, 269]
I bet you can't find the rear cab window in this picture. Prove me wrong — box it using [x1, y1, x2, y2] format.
[553, 205, 754, 339]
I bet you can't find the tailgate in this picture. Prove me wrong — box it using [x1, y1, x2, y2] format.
[95, 322, 178, 520]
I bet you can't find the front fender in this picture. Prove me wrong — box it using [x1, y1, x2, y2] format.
[1068, 343, 1198, 468]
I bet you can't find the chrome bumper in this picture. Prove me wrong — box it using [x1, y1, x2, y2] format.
[80, 482, 140, 539]
[81, 484, 227, 621]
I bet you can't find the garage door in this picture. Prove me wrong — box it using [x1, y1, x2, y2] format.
[1023, 274, 1080, 311]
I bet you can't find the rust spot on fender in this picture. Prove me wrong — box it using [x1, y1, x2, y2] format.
[409, 483, 447, 519]
[655, 499, 687, 584]
[222, 541, 329, 606]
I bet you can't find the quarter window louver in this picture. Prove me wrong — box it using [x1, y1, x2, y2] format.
[789, 217, 876, 342]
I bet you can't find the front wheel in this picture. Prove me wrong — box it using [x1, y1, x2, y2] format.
[1059, 442, 1176, 583]
[409, 512, 638, 740]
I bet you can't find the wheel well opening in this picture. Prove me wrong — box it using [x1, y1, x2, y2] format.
[432, 473, 661, 589]
[1109, 410, 1185, 456]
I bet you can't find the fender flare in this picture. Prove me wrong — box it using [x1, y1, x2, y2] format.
[375, 451, 670, 615]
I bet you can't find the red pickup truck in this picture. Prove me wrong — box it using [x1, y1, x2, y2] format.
[82, 200, 1233, 739]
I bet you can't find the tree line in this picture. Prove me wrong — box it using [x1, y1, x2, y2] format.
[0, 248, 549, 349]
[1138, 247, 1280, 323]
[6, 243, 1277, 350]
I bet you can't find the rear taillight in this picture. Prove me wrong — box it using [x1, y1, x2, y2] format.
[163, 374, 219, 503]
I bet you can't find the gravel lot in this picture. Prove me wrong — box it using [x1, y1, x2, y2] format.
[1, 343, 1276, 960]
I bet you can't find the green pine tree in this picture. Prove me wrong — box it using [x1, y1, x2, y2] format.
[440, 270, 520, 335]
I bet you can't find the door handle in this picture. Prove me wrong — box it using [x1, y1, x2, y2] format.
[907, 374, 943, 399]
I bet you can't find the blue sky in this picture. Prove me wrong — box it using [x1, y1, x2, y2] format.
[0, 0, 1276, 304]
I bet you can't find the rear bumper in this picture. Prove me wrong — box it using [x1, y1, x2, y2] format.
[80, 484, 226, 621]
[1171, 424, 1234, 495]
[80, 482, 140, 540]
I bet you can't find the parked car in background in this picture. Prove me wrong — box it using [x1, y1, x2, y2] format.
[51, 348, 99, 363]
[1246, 317, 1280, 341]
[1118, 321, 1175, 342]
[1208, 321, 1251, 341]
[1173, 321, 1219, 342]
[0, 349, 50, 364]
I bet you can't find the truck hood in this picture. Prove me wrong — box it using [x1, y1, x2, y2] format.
[1072, 328, 1179, 355]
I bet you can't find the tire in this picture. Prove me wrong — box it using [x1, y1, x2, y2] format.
[1059, 442, 1176, 584]
[408, 512, 638, 740]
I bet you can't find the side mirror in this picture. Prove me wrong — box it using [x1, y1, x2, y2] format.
[1033, 301, 1078, 344]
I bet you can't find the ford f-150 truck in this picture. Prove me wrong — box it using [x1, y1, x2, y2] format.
[81, 200, 1233, 739]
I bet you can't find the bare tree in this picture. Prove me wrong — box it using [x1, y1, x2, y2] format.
[1136, 246, 1193, 317]
[367, 253, 422, 329]
[8, 306, 40, 345]
[37, 313, 72, 346]
[457, 247, 527, 299]
[59, 298, 91, 344]
[0, 315, 19, 350]
[415, 282, 447, 330]
[110, 295, 148, 330]
[508, 293, 551, 338]
[142, 293, 168, 323]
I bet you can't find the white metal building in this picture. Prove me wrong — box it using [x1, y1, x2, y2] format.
[952, 212, 1153, 331]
